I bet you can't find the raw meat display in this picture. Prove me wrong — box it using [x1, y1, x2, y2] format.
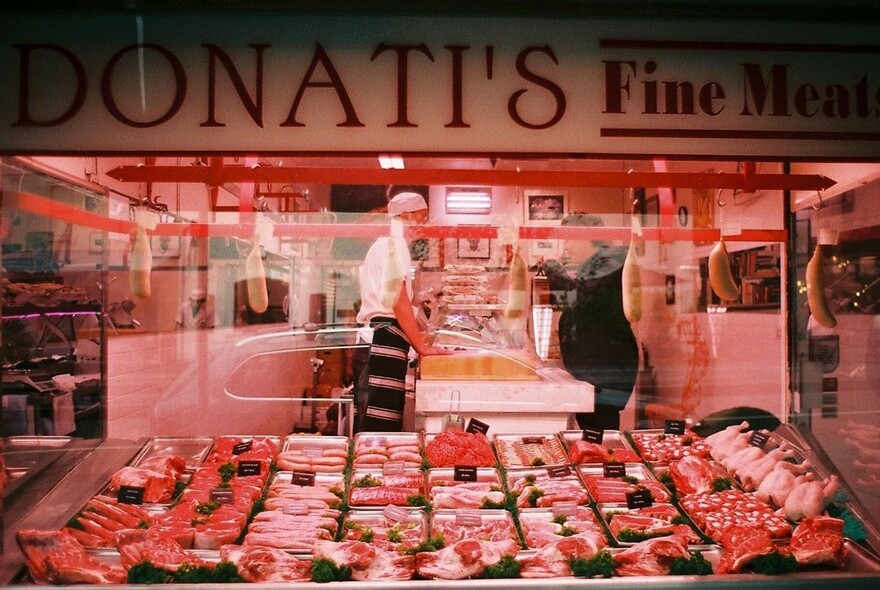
[782, 475, 840, 521]
[494, 434, 568, 467]
[518, 507, 607, 549]
[63, 496, 155, 548]
[415, 538, 520, 580]
[243, 510, 338, 552]
[508, 469, 591, 508]
[208, 436, 278, 465]
[430, 509, 519, 544]
[716, 525, 776, 574]
[427, 468, 506, 509]
[115, 528, 208, 571]
[424, 430, 496, 467]
[219, 544, 312, 582]
[312, 540, 415, 581]
[16, 529, 126, 585]
[579, 469, 671, 504]
[613, 533, 691, 576]
[601, 504, 702, 545]
[354, 433, 422, 466]
[790, 516, 848, 567]
[705, 421, 753, 463]
[267, 472, 344, 510]
[679, 489, 792, 541]
[276, 436, 349, 473]
[667, 454, 720, 495]
[519, 534, 606, 578]
[107, 465, 177, 504]
[630, 430, 712, 463]
[565, 439, 641, 464]
[342, 510, 427, 552]
[348, 471, 426, 507]
[755, 461, 813, 507]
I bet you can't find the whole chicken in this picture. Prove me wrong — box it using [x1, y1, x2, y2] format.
[756, 464, 812, 508]
[783, 475, 839, 522]
[706, 421, 752, 463]
[722, 444, 766, 474]
[737, 444, 797, 491]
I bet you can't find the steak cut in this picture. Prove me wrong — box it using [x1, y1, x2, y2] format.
[17, 529, 126, 585]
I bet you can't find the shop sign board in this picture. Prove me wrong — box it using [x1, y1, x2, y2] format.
[0, 14, 878, 158]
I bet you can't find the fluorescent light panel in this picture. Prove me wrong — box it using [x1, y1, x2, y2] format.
[378, 154, 405, 169]
[446, 187, 492, 214]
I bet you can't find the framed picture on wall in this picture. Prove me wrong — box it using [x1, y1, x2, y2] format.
[151, 235, 180, 258]
[457, 237, 491, 259]
[524, 190, 568, 224]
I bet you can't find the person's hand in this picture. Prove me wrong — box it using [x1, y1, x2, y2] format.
[420, 345, 453, 356]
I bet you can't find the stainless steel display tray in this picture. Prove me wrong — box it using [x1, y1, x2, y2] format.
[558, 429, 642, 464]
[494, 433, 568, 468]
[130, 436, 214, 470]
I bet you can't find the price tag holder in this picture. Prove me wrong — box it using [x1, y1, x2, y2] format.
[455, 509, 483, 527]
[291, 470, 316, 486]
[237, 460, 262, 477]
[547, 465, 573, 478]
[603, 463, 626, 478]
[626, 488, 654, 509]
[283, 501, 310, 515]
[383, 505, 409, 523]
[749, 431, 770, 448]
[664, 420, 686, 435]
[210, 488, 234, 504]
[383, 461, 405, 476]
[233, 440, 254, 455]
[466, 418, 490, 436]
[118, 485, 145, 505]
[581, 428, 604, 443]
[454, 466, 478, 482]
[302, 446, 324, 458]
[522, 436, 545, 445]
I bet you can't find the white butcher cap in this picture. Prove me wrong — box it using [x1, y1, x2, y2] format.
[189, 289, 207, 301]
[387, 192, 428, 217]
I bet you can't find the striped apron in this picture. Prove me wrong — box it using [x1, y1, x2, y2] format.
[361, 317, 411, 432]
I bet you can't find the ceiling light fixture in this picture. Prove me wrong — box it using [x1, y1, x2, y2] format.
[378, 154, 405, 169]
[446, 186, 492, 214]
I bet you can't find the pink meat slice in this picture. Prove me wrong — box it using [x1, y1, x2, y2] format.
[220, 544, 312, 582]
[790, 516, 847, 567]
[17, 529, 126, 585]
[613, 533, 691, 576]
[115, 529, 207, 571]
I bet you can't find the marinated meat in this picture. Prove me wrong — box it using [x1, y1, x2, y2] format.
[115, 529, 207, 571]
[790, 516, 847, 567]
[16, 529, 126, 585]
[630, 431, 711, 463]
[668, 455, 717, 495]
[313, 540, 415, 581]
[520, 534, 606, 578]
[613, 533, 691, 576]
[425, 430, 496, 468]
[415, 538, 520, 580]
[716, 525, 775, 574]
[220, 544, 312, 582]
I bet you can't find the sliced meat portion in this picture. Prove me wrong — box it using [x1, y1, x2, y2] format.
[716, 525, 776, 574]
[16, 529, 126, 585]
[790, 516, 847, 567]
[108, 465, 177, 503]
[115, 529, 207, 571]
[313, 540, 415, 581]
[220, 544, 312, 582]
[669, 455, 718, 495]
[520, 533, 606, 578]
[613, 533, 691, 576]
[415, 538, 519, 580]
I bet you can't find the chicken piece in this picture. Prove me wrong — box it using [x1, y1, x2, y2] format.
[613, 534, 691, 576]
[668, 455, 717, 495]
[783, 475, 840, 522]
[313, 540, 415, 581]
[721, 444, 765, 475]
[415, 538, 519, 580]
[520, 533, 606, 578]
[755, 463, 811, 507]
[706, 421, 751, 463]
[737, 444, 797, 491]
[790, 516, 847, 567]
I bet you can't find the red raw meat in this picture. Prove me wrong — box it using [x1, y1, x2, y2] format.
[520, 533, 606, 578]
[568, 440, 641, 464]
[669, 455, 718, 495]
[790, 516, 847, 567]
[109, 466, 176, 503]
[716, 525, 776, 574]
[313, 540, 415, 581]
[115, 529, 208, 571]
[137, 454, 187, 478]
[609, 514, 674, 538]
[425, 430, 496, 467]
[613, 533, 691, 576]
[16, 529, 126, 585]
[220, 544, 312, 582]
[415, 538, 519, 580]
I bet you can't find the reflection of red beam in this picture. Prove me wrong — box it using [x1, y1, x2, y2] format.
[107, 165, 836, 192]
[7, 191, 785, 243]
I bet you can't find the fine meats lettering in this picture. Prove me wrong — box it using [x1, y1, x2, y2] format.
[14, 43, 564, 130]
[604, 61, 880, 119]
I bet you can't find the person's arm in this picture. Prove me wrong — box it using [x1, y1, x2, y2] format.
[392, 283, 451, 357]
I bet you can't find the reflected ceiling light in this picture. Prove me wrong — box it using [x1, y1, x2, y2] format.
[446, 186, 492, 214]
[378, 154, 405, 169]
